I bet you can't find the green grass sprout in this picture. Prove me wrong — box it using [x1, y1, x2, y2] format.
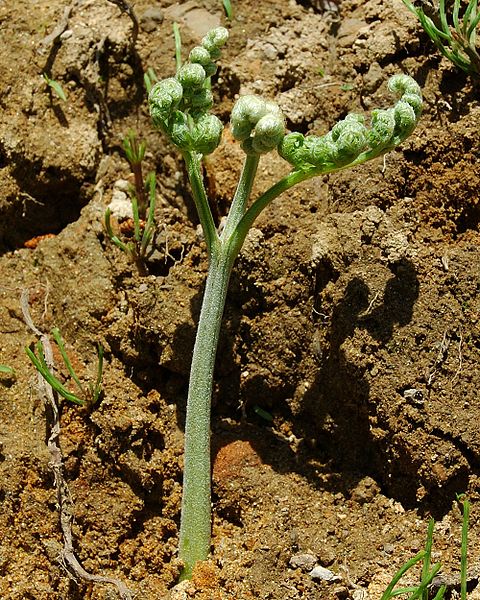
[381, 519, 444, 600]
[147, 27, 423, 579]
[104, 131, 157, 275]
[458, 494, 470, 600]
[402, 0, 480, 77]
[0, 364, 16, 386]
[123, 130, 147, 216]
[173, 22, 183, 72]
[253, 405, 274, 421]
[381, 498, 471, 600]
[43, 73, 67, 101]
[223, 0, 233, 20]
[144, 67, 159, 94]
[26, 328, 103, 406]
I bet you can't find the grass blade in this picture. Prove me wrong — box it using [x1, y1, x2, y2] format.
[421, 519, 435, 600]
[92, 344, 104, 404]
[380, 551, 425, 600]
[459, 495, 470, 600]
[223, 0, 233, 20]
[453, 0, 461, 30]
[105, 208, 129, 253]
[43, 73, 67, 101]
[26, 344, 85, 406]
[439, 0, 450, 34]
[173, 22, 182, 72]
[52, 327, 84, 397]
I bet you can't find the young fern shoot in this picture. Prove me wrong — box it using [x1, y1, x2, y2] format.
[148, 27, 423, 579]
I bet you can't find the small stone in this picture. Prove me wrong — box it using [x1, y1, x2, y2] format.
[262, 42, 278, 60]
[108, 190, 132, 220]
[318, 546, 336, 567]
[363, 62, 383, 94]
[352, 590, 369, 600]
[114, 179, 130, 192]
[350, 476, 380, 505]
[289, 552, 317, 571]
[60, 29, 73, 41]
[140, 7, 164, 33]
[309, 566, 342, 582]
[168, 580, 191, 599]
[383, 543, 394, 554]
[403, 388, 424, 405]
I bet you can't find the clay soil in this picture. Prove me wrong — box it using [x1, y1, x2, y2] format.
[1, 0, 480, 598]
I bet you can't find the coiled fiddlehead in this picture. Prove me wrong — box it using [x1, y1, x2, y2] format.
[278, 74, 422, 172]
[148, 27, 229, 156]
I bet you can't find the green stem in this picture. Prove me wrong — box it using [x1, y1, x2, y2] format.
[178, 164, 307, 579]
[421, 519, 434, 600]
[230, 140, 406, 256]
[178, 244, 236, 579]
[230, 168, 311, 256]
[178, 154, 261, 579]
[221, 153, 260, 240]
[460, 496, 470, 600]
[183, 151, 219, 256]
[380, 551, 425, 600]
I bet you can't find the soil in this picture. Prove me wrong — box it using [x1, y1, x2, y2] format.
[1, 0, 480, 598]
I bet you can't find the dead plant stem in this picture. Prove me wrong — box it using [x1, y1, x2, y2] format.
[21, 290, 134, 600]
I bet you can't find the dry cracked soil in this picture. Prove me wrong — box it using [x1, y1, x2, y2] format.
[1, 0, 480, 598]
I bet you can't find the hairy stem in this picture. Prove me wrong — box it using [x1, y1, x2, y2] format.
[179, 244, 235, 579]
[221, 153, 260, 240]
[229, 168, 311, 257]
[183, 151, 219, 256]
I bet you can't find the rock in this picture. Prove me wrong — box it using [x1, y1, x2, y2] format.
[309, 565, 342, 582]
[108, 189, 132, 220]
[168, 580, 191, 599]
[140, 7, 164, 33]
[114, 178, 130, 192]
[363, 61, 383, 94]
[350, 476, 381, 505]
[289, 552, 317, 571]
[164, 2, 221, 38]
[352, 590, 369, 600]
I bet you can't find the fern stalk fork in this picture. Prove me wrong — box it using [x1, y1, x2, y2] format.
[147, 27, 423, 579]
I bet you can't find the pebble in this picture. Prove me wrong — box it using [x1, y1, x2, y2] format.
[168, 580, 190, 599]
[289, 552, 317, 571]
[309, 565, 342, 582]
[350, 476, 380, 505]
[140, 7, 164, 33]
[60, 29, 73, 41]
[352, 590, 369, 600]
[383, 543, 394, 555]
[108, 190, 132, 220]
[114, 178, 130, 192]
[262, 42, 278, 60]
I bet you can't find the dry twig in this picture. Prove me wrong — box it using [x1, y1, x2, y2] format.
[21, 289, 133, 600]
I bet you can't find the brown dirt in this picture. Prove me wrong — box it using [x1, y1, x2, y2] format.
[1, 0, 480, 598]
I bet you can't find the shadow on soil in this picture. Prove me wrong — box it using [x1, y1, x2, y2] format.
[117, 254, 471, 522]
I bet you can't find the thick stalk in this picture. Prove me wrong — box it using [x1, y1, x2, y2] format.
[221, 153, 260, 241]
[178, 244, 235, 579]
[229, 168, 311, 258]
